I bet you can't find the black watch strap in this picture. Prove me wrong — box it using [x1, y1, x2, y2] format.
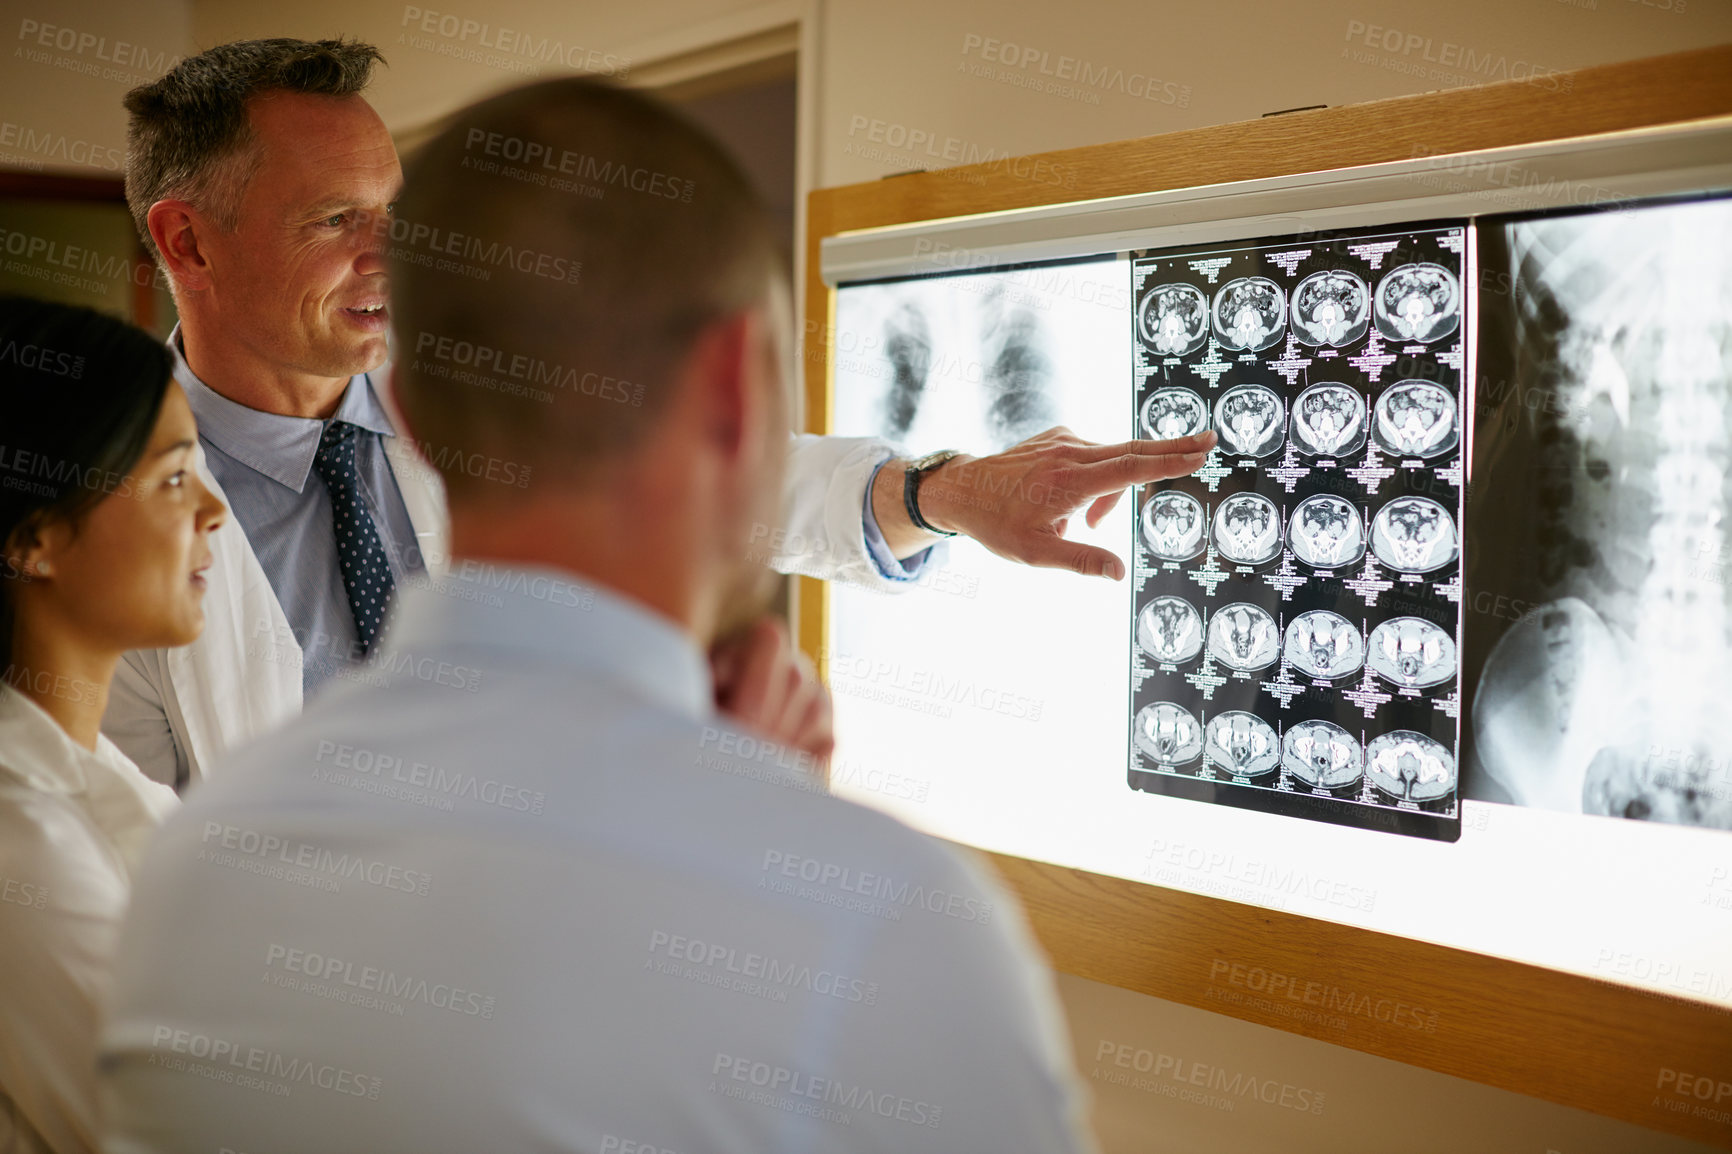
[903, 451, 960, 537]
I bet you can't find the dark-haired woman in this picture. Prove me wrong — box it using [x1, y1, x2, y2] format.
[0, 297, 226, 1153]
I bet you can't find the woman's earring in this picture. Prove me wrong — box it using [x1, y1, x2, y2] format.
[34, 560, 51, 577]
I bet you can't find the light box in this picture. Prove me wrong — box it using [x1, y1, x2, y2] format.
[804, 52, 1732, 1143]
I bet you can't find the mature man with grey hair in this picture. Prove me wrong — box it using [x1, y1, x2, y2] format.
[102, 77, 1106, 1153]
[101, 37, 1213, 793]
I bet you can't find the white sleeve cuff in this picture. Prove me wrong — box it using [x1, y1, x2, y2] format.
[769, 434, 944, 592]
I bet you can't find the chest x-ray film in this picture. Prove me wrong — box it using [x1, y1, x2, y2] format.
[1129, 225, 1468, 841]
[1463, 195, 1732, 833]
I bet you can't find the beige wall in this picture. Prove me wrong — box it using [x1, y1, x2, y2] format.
[9, 0, 1726, 182]
[188, 0, 796, 136]
[811, 0, 1729, 188]
[0, 0, 796, 171]
[1, 0, 192, 175]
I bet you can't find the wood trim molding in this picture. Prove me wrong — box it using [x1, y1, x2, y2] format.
[981, 850, 1732, 1145]
[807, 43, 1732, 236]
[0, 172, 125, 202]
[801, 43, 1732, 1146]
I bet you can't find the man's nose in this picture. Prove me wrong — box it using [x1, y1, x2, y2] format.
[353, 212, 391, 272]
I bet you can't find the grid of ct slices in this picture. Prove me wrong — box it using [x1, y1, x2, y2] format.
[1128, 231, 1465, 815]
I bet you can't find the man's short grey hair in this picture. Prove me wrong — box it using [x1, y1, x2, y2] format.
[123, 38, 384, 263]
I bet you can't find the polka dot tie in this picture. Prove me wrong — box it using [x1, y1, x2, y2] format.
[312, 419, 396, 655]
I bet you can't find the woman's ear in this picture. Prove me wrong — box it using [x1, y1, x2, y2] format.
[4, 516, 68, 582]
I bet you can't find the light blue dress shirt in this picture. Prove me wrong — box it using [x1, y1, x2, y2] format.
[169, 329, 925, 698]
[101, 564, 1096, 1153]
[169, 330, 425, 697]
[861, 458, 936, 582]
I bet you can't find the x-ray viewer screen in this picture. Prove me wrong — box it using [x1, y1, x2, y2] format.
[826, 198, 1732, 1009]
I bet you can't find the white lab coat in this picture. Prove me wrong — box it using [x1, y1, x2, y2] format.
[101, 431, 907, 790]
[0, 684, 178, 1154]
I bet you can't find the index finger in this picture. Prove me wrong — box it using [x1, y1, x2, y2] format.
[1068, 430, 1215, 463]
[1064, 433, 1217, 495]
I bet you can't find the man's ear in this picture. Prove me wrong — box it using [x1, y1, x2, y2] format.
[147, 199, 215, 293]
[688, 310, 756, 461]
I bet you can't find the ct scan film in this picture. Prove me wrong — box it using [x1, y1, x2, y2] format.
[1463, 194, 1732, 832]
[1128, 225, 1468, 840]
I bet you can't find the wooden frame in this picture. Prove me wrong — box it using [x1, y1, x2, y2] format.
[800, 44, 1732, 1146]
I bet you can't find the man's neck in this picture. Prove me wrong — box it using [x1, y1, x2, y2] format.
[447, 482, 717, 646]
[178, 318, 352, 420]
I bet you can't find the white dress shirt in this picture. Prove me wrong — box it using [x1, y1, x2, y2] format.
[100, 565, 1095, 1154]
[0, 685, 177, 1154]
[168, 330, 426, 697]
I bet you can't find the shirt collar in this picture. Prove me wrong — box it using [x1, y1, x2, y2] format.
[0, 684, 178, 869]
[384, 563, 713, 723]
[0, 682, 114, 794]
[168, 323, 397, 494]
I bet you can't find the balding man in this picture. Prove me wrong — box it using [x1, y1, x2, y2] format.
[101, 38, 1212, 791]
[101, 78, 1104, 1153]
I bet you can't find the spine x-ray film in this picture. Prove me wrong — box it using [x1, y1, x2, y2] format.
[1128, 224, 1467, 840]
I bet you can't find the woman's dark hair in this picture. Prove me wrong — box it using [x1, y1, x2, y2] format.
[0, 296, 175, 664]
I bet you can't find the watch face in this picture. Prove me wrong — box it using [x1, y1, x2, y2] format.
[909, 450, 960, 473]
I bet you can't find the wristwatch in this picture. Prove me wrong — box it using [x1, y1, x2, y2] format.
[903, 450, 961, 537]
